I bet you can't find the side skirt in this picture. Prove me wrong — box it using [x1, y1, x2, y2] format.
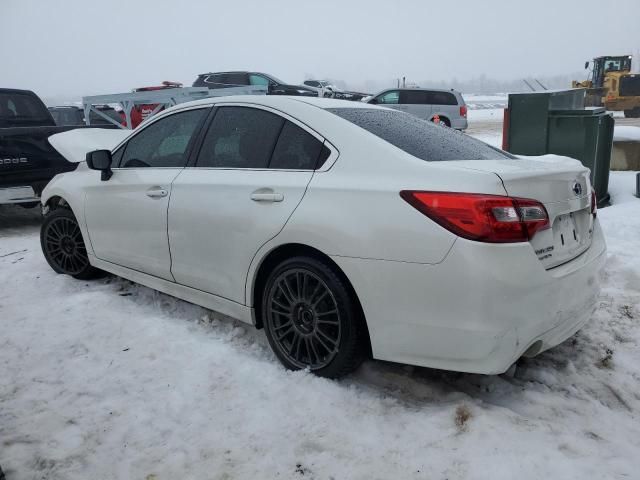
[89, 254, 254, 325]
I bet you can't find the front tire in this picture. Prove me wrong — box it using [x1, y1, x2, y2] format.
[262, 256, 365, 378]
[40, 208, 103, 280]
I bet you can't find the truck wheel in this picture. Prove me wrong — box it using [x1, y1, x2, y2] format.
[40, 208, 103, 280]
[624, 108, 640, 118]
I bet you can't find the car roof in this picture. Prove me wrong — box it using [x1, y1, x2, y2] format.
[0, 88, 40, 96]
[373, 87, 460, 94]
[165, 95, 378, 113]
[197, 71, 257, 76]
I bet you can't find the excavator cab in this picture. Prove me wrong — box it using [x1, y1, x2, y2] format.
[576, 55, 640, 116]
[588, 56, 632, 88]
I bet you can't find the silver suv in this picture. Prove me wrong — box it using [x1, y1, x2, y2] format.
[365, 88, 468, 130]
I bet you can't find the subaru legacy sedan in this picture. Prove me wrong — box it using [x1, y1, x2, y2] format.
[41, 96, 606, 378]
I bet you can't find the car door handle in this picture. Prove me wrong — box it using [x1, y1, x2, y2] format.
[146, 188, 168, 198]
[250, 192, 284, 202]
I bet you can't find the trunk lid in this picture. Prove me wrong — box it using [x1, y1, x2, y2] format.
[444, 155, 594, 269]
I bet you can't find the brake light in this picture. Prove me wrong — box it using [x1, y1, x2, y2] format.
[459, 105, 468, 118]
[591, 190, 597, 218]
[400, 191, 550, 243]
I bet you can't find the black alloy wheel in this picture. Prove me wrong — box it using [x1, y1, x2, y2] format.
[40, 208, 102, 279]
[262, 256, 365, 378]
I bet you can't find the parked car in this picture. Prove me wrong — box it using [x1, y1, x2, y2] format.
[41, 96, 605, 378]
[365, 88, 468, 130]
[193, 71, 318, 97]
[303, 80, 340, 98]
[0, 88, 87, 206]
[48, 105, 122, 127]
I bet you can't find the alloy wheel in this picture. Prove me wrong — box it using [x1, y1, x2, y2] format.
[266, 268, 342, 370]
[43, 216, 89, 275]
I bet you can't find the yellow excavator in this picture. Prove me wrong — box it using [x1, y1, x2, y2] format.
[572, 55, 640, 117]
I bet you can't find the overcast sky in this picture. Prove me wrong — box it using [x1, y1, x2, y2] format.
[2, 0, 639, 99]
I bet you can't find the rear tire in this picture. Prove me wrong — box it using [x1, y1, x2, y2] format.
[40, 208, 103, 280]
[262, 256, 365, 378]
[432, 116, 451, 127]
[624, 108, 640, 118]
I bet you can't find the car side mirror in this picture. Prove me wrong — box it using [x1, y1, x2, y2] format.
[585, 61, 589, 69]
[86, 149, 113, 181]
[369, 98, 378, 104]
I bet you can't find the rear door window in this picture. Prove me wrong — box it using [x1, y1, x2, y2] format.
[401, 90, 430, 104]
[196, 106, 283, 168]
[426, 91, 458, 105]
[269, 121, 324, 170]
[222, 73, 249, 85]
[327, 108, 514, 161]
[204, 74, 225, 87]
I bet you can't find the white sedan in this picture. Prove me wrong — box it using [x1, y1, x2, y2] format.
[41, 96, 606, 378]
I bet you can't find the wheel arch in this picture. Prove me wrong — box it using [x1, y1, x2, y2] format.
[430, 114, 451, 126]
[43, 195, 72, 213]
[249, 242, 372, 356]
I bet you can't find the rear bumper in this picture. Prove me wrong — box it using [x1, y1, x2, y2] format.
[451, 117, 468, 131]
[332, 219, 606, 374]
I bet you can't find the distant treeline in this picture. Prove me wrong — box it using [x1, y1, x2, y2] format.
[323, 72, 587, 95]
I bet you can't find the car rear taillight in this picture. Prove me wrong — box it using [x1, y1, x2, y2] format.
[591, 190, 597, 218]
[459, 105, 468, 118]
[400, 191, 550, 243]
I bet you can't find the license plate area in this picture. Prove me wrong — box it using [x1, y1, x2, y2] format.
[550, 208, 593, 264]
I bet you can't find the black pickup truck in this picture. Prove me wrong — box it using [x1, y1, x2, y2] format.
[0, 89, 80, 206]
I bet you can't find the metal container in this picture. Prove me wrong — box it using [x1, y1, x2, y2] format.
[503, 89, 614, 206]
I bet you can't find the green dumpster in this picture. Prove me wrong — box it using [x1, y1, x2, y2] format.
[503, 89, 614, 206]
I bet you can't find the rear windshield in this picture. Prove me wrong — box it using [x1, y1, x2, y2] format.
[49, 108, 82, 125]
[0, 92, 52, 126]
[327, 108, 514, 161]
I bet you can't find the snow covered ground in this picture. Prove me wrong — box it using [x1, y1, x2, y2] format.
[1, 173, 639, 479]
[462, 94, 507, 111]
[614, 125, 640, 142]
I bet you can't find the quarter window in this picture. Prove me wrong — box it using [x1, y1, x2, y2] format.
[118, 109, 206, 168]
[270, 121, 324, 170]
[196, 107, 283, 168]
[426, 91, 458, 105]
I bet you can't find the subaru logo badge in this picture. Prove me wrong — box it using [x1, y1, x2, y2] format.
[572, 181, 583, 196]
